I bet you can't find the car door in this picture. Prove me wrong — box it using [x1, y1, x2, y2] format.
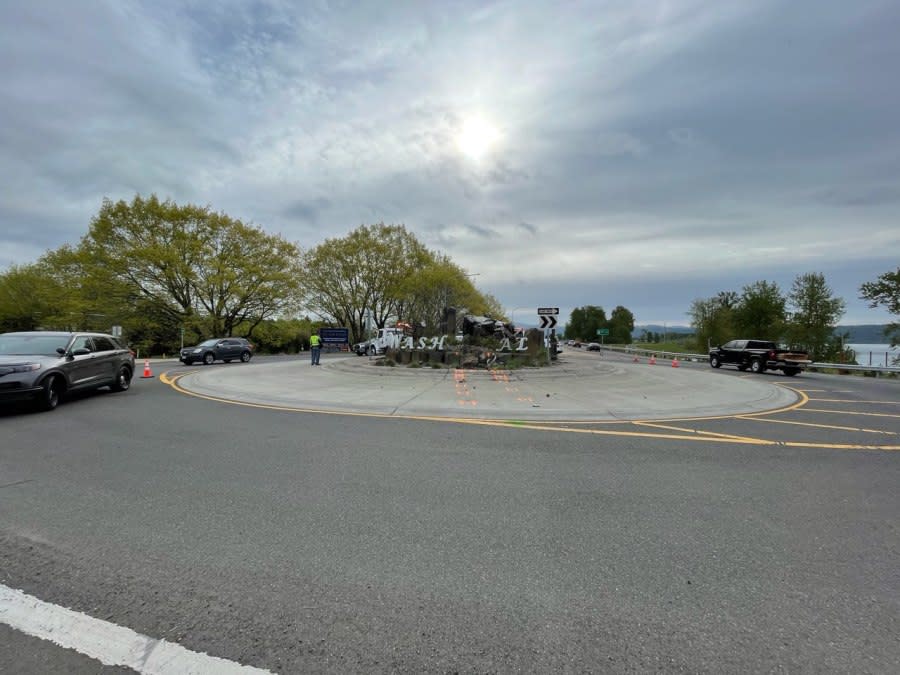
[228, 340, 243, 360]
[90, 335, 120, 383]
[721, 340, 743, 365]
[219, 339, 238, 360]
[64, 335, 104, 389]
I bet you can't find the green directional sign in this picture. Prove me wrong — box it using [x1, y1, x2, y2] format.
[597, 328, 610, 336]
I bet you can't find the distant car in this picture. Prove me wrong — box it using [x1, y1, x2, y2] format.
[180, 337, 253, 365]
[0, 331, 135, 411]
[586, 342, 602, 351]
[353, 340, 369, 356]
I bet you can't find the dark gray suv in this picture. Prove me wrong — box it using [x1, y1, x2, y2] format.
[179, 337, 254, 365]
[0, 331, 135, 411]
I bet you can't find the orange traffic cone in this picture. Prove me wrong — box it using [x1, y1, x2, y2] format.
[141, 359, 154, 378]
[672, 357, 680, 368]
[649, 355, 656, 365]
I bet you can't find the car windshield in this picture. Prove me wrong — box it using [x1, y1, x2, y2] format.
[0, 334, 68, 356]
[198, 339, 219, 347]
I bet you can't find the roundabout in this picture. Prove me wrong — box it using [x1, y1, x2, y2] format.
[160, 350, 900, 450]
[162, 351, 799, 422]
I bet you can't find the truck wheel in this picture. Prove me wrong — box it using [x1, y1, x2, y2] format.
[783, 368, 800, 376]
[709, 355, 721, 368]
[750, 359, 765, 374]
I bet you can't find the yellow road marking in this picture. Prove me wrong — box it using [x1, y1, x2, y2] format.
[736, 416, 898, 435]
[160, 373, 899, 450]
[633, 421, 773, 444]
[808, 398, 900, 405]
[799, 408, 900, 419]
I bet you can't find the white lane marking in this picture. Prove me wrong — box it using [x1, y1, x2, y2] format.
[0, 584, 273, 674]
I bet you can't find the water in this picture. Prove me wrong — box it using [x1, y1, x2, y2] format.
[846, 343, 899, 367]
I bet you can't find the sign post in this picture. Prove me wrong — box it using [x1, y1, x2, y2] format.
[538, 308, 560, 362]
[596, 327, 609, 346]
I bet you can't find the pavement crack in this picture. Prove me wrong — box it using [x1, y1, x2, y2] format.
[388, 371, 454, 414]
[0, 480, 35, 490]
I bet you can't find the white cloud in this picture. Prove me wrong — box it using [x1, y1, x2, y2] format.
[1, 0, 898, 326]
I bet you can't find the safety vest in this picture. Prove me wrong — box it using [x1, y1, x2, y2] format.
[310, 335, 321, 347]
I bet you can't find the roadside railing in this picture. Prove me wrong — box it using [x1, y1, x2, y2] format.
[595, 345, 900, 376]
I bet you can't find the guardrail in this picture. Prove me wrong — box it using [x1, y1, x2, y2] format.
[806, 362, 900, 375]
[595, 345, 900, 376]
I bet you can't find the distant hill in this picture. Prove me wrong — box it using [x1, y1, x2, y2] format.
[834, 324, 893, 343]
[628, 324, 892, 342]
[632, 324, 693, 338]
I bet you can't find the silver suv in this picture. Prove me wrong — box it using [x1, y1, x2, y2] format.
[0, 331, 135, 411]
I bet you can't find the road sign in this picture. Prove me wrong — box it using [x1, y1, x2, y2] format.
[319, 327, 350, 344]
[537, 307, 559, 315]
[596, 328, 609, 336]
[540, 315, 557, 329]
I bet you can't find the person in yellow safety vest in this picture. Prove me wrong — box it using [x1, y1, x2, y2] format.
[309, 333, 321, 365]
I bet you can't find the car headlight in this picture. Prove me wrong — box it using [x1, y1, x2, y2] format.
[11, 363, 41, 373]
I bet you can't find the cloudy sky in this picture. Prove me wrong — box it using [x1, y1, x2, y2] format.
[2, 0, 898, 328]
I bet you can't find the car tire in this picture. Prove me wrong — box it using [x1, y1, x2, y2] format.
[111, 366, 132, 392]
[750, 359, 765, 374]
[240, 351, 251, 363]
[203, 353, 215, 365]
[36, 375, 62, 411]
[783, 368, 800, 376]
[709, 355, 721, 368]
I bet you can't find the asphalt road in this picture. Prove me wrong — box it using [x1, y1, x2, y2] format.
[1, 355, 898, 673]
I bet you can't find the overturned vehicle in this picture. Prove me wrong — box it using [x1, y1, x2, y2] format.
[461, 315, 516, 339]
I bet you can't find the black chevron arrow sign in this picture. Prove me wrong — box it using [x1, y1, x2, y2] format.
[539, 315, 557, 329]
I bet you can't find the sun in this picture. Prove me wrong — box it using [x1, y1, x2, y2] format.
[457, 116, 500, 160]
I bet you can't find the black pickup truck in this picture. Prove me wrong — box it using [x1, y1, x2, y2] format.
[709, 339, 811, 376]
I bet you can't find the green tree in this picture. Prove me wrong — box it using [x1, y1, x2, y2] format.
[733, 280, 786, 338]
[860, 267, 900, 347]
[0, 246, 124, 332]
[786, 272, 846, 360]
[564, 305, 607, 341]
[81, 195, 302, 340]
[397, 256, 504, 334]
[0, 262, 64, 331]
[608, 305, 635, 343]
[302, 224, 427, 343]
[302, 224, 499, 343]
[688, 295, 734, 350]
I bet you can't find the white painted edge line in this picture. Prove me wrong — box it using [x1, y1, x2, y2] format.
[0, 584, 273, 674]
